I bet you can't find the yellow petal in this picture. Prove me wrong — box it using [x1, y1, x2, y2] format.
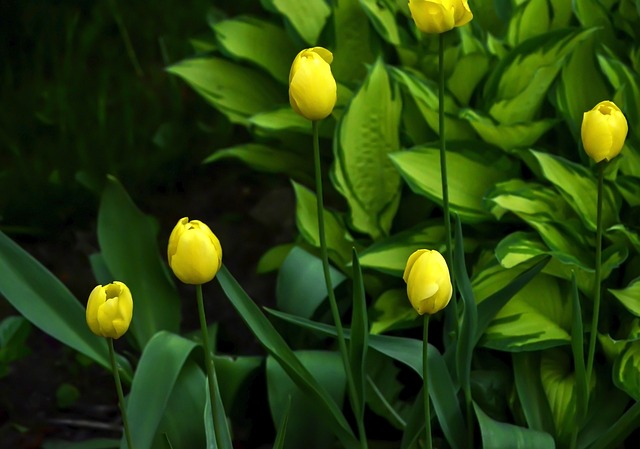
[408, 0, 456, 34]
[171, 228, 220, 284]
[289, 51, 337, 121]
[86, 285, 106, 337]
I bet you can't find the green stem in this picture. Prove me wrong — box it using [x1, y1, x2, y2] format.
[439, 33, 456, 322]
[586, 162, 605, 391]
[312, 120, 367, 449]
[108, 338, 134, 449]
[197, 284, 226, 449]
[423, 314, 432, 449]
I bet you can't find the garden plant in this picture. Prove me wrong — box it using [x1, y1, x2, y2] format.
[1, 0, 640, 448]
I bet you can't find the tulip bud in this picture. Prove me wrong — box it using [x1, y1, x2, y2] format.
[86, 281, 133, 339]
[408, 0, 473, 34]
[168, 217, 222, 285]
[581, 100, 628, 163]
[289, 47, 337, 121]
[403, 249, 452, 315]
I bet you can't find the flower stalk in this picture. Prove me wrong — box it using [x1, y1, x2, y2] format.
[313, 120, 368, 449]
[108, 338, 134, 449]
[423, 314, 432, 449]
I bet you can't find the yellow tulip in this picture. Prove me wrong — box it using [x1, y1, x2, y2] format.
[581, 100, 628, 163]
[408, 0, 473, 34]
[289, 47, 337, 121]
[86, 281, 133, 339]
[168, 217, 222, 285]
[403, 249, 452, 315]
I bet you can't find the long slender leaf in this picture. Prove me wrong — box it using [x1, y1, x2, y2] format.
[400, 388, 425, 449]
[216, 266, 359, 449]
[474, 402, 556, 449]
[349, 248, 368, 422]
[454, 216, 477, 405]
[512, 352, 555, 434]
[273, 397, 292, 449]
[570, 272, 587, 428]
[98, 176, 180, 348]
[265, 308, 465, 449]
[125, 331, 202, 449]
[0, 231, 132, 382]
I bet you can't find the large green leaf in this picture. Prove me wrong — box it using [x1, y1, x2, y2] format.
[292, 180, 355, 267]
[359, 0, 402, 45]
[448, 52, 490, 106]
[216, 266, 359, 449]
[331, 0, 375, 83]
[276, 246, 346, 319]
[390, 67, 475, 140]
[98, 176, 180, 348]
[359, 222, 446, 276]
[260, 0, 331, 45]
[460, 109, 557, 151]
[0, 231, 131, 381]
[211, 16, 296, 83]
[610, 277, 640, 317]
[390, 147, 518, 222]
[43, 440, 119, 449]
[539, 348, 577, 445]
[613, 340, 640, 401]
[530, 150, 618, 231]
[333, 59, 402, 239]
[369, 289, 419, 335]
[474, 402, 556, 449]
[506, 0, 550, 46]
[267, 351, 346, 449]
[167, 56, 284, 125]
[484, 28, 596, 124]
[203, 143, 311, 181]
[125, 331, 205, 449]
[476, 270, 572, 352]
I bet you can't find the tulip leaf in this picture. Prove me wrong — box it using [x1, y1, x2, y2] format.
[291, 180, 355, 267]
[265, 309, 466, 449]
[216, 266, 359, 449]
[390, 146, 517, 222]
[167, 56, 284, 125]
[267, 351, 346, 449]
[390, 67, 475, 140]
[610, 277, 640, 317]
[214, 354, 262, 411]
[616, 175, 640, 207]
[369, 289, 419, 335]
[260, 0, 331, 46]
[98, 176, 180, 348]
[365, 351, 410, 430]
[512, 352, 555, 435]
[0, 230, 132, 382]
[349, 248, 368, 424]
[459, 109, 557, 151]
[529, 150, 618, 232]
[484, 28, 596, 125]
[474, 402, 556, 449]
[272, 396, 291, 449]
[333, 58, 402, 240]
[570, 273, 588, 430]
[276, 246, 346, 319]
[586, 395, 638, 449]
[126, 331, 206, 449]
[211, 16, 296, 84]
[359, 222, 447, 276]
[203, 143, 311, 181]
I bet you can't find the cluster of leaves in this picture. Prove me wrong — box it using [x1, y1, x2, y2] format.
[2, 0, 640, 448]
